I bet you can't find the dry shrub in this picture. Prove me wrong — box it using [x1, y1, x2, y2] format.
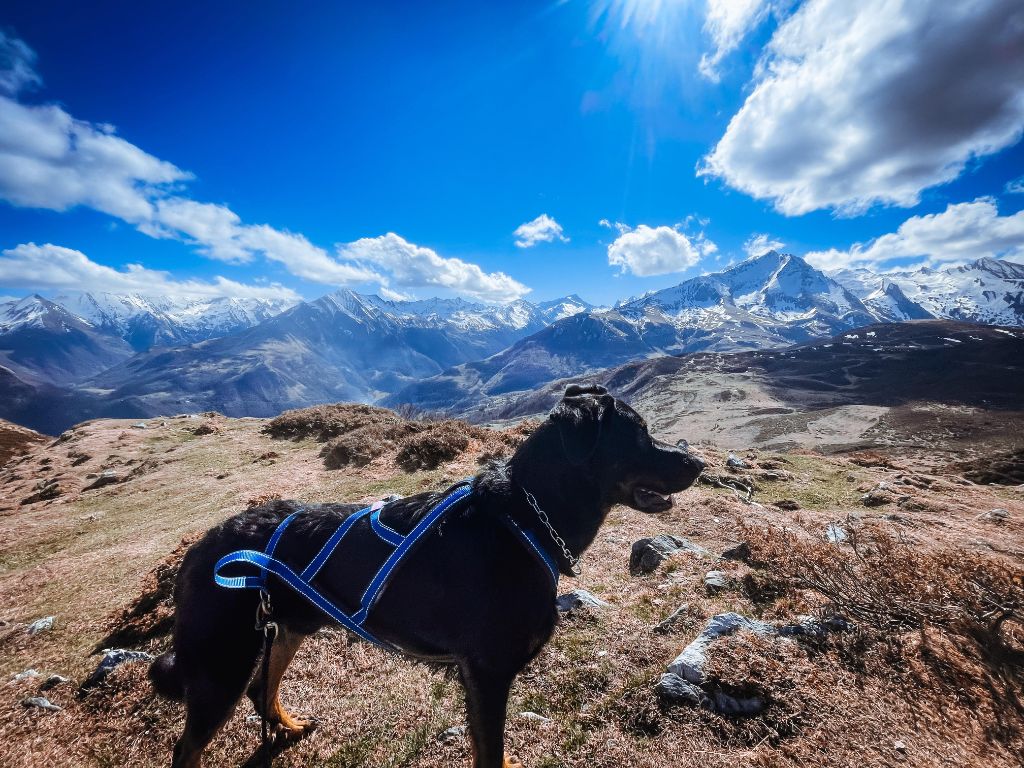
[743, 522, 1024, 755]
[263, 403, 401, 441]
[322, 421, 425, 468]
[744, 524, 1022, 641]
[951, 447, 1024, 486]
[396, 422, 473, 471]
[95, 534, 200, 650]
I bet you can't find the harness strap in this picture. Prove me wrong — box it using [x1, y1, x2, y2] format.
[369, 508, 404, 547]
[214, 482, 474, 650]
[214, 546, 393, 648]
[501, 516, 560, 588]
[352, 484, 472, 623]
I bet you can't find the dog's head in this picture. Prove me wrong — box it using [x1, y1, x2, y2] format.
[549, 383, 705, 513]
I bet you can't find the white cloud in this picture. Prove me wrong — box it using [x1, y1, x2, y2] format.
[0, 243, 301, 301]
[513, 214, 568, 248]
[607, 224, 715, 277]
[1006, 177, 1024, 195]
[0, 33, 530, 302]
[338, 233, 530, 303]
[699, 0, 1024, 216]
[743, 233, 785, 258]
[804, 198, 1024, 271]
[699, 0, 770, 82]
[0, 30, 42, 96]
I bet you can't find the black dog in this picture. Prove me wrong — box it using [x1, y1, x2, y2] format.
[150, 384, 705, 767]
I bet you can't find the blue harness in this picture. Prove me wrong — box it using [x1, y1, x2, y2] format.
[213, 483, 560, 651]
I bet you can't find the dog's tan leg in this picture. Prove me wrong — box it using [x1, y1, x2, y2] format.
[247, 627, 316, 740]
[503, 756, 524, 768]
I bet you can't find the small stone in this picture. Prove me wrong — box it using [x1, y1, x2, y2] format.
[721, 542, 750, 562]
[773, 499, 800, 510]
[893, 740, 906, 753]
[12, 669, 41, 682]
[131, 422, 147, 429]
[40, 674, 70, 691]
[519, 711, 551, 724]
[85, 470, 121, 490]
[556, 589, 611, 613]
[704, 571, 733, 593]
[726, 453, 750, 470]
[985, 508, 1009, 522]
[825, 523, 848, 543]
[653, 604, 690, 634]
[22, 696, 61, 712]
[81, 649, 154, 690]
[26, 616, 55, 635]
[438, 726, 467, 743]
[655, 673, 709, 707]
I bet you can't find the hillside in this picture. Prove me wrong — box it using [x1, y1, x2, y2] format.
[1, 405, 1022, 767]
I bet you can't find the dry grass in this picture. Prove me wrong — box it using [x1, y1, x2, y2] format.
[1, 414, 1023, 767]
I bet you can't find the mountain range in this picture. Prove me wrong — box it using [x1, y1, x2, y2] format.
[0, 252, 1021, 433]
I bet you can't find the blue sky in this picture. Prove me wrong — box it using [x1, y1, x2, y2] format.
[1, 0, 1022, 306]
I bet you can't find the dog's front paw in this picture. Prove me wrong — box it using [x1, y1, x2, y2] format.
[273, 716, 318, 744]
[503, 755, 523, 768]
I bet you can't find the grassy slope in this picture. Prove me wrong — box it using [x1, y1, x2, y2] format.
[0, 413, 1022, 767]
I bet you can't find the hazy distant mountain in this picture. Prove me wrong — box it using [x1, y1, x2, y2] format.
[76, 289, 593, 419]
[0, 296, 135, 385]
[50, 291, 295, 351]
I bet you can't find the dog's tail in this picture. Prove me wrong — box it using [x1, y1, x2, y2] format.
[148, 651, 185, 701]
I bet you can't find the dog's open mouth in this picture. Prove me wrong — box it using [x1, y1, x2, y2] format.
[632, 486, 674, 513]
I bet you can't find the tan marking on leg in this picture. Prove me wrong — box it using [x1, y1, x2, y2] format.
[248, 628, 315, 741]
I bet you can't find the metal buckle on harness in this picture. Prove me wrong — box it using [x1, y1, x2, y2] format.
[256, 590, 278, 640]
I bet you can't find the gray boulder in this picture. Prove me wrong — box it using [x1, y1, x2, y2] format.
[630, 534, 714, 575]
[556, 589, 611, 614]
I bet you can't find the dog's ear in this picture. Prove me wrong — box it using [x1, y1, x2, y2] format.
[550, 387, 615, 465]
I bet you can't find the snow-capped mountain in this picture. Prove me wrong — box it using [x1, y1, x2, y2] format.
[385, 252, 881, 411]
[71, 289, 594, 419]
[0, 295, 134, 385]
[48, 291, 295, 351]
[831, 257, 1024, 326]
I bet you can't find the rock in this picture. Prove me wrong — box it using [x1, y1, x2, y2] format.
[12, 669, 41, 682]
[709, 690, 766, 716]
[893, 740, 907, 753]
[668, 613, 775, 684]
[721, 542, 751, 562]
[85, 470, 121, 490]
[630, 534, 714, 575]
[704, 571, 734, 594]
[438, 726, 467, 743]
[518, 711, 551, 725]
[132, 422, 147, 429]
[655, 673, 709, 707]
[984, 508, 1009, 522]
[663, 611, 850, 716]
[862, 482, 894, 506]
[556, 589, 611, 613]
[26, 616, 55, 635]
[21, 480, 61, 505]
[825, 523, 848, 543]
[759, 470, 794, 482]
[653, 604, 690, 634]
[726, 453, 750, 470]
[773, 499, 800, 511]
[81, 649, 154, 690]
[40, 674, 70, 691]
[22, 696, 61, 712]
[193, 422, 220, 436]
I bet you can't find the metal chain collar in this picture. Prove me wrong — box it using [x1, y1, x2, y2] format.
[523, 488, 582, 576]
